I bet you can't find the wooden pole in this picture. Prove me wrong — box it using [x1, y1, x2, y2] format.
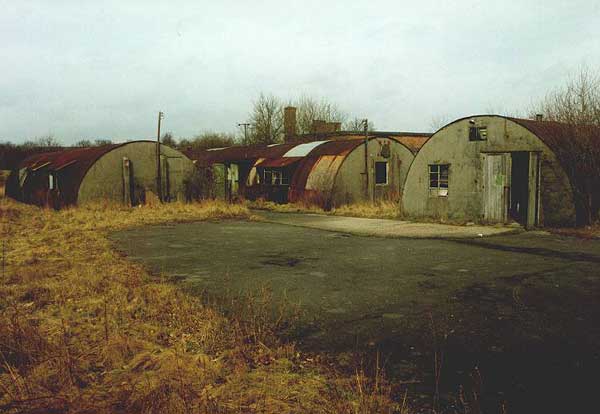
[156, 111, 163, 202]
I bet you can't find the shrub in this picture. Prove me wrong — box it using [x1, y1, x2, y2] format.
[182, 167, 215, 201]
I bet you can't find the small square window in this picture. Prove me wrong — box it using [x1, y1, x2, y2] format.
[469, 126, 487, 141]
[429, 164, 449, 196]
[375, 162, 388, 185]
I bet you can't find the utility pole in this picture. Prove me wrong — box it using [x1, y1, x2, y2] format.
[238, 122, 251, 143]
[363, 119, 369, 200]
[156, 111, 164, 202]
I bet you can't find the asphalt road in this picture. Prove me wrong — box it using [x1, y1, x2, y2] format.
[111, 217, 600, 414]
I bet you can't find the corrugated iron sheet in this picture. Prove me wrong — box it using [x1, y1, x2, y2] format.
[283, 141, 329, 157]
[185, 143, 296, 166]
[255, 157, 302, 168]
[8, 144, 125, 206]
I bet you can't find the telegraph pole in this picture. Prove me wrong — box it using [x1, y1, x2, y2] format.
[238, 122, 251, 143]
[363, 119, 369, 200]
[156, 111, 164, 202]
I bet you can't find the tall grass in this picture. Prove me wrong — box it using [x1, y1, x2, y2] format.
[0, 199, 401, 413]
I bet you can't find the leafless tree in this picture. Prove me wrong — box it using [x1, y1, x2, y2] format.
[161, 132, 177, 147]
[249, 93, 284, 145]
[179, 131, 236, 150]
[93, 139, 112, 146]
[532, 66, 600, 225]
[429, 114, 452, 132]
[292, 95, 348, 134]
[344, 117, 376, 132]
[74, 139, 92, 147]
[22, 135, 61, 148]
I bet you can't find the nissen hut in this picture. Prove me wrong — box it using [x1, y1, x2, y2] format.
[6, 141, 195, 208]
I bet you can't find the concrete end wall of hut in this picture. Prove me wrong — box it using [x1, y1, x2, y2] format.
[403, 116, 576, 226]
[78, 142, 194, 205]
[331, 138, 414, 207]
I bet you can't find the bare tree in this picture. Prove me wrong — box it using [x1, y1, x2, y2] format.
[74, 139, 92, 147]
[93, 139, 112, 146]
[161, 132, 177, 147]
[179, 131, 236, 150]
[292, 95, 348, 134]
[535, 67, 600, 125]
[249, 93, 284, 145]
[344, 117, 376, 132]
[429, 114, 452, 132]
[22, 135, 61, 148]
[532, 66, 600, 225]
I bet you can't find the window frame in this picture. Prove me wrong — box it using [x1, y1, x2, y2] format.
[374, 161, 388, 186]
[469, 126, 488, 141]
[262, 168, 290, 186]
[428, 164, 449, 197]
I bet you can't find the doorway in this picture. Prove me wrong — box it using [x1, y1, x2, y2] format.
[510, 152, 529, 224]
[483, 152, 539, 227]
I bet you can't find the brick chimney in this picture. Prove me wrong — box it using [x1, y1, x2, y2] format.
[311, 120, 327, 134]
[329, 122, 341, 132]
[284, 106, 297, 142]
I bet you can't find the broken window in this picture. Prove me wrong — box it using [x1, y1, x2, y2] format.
[429, 164, 449, 196]
[262, 168, 290, 185]
[375, 161, 388, 185]
[469, 126, 487, 141]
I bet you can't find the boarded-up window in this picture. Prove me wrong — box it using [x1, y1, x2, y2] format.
[375, 161, 388, 185]
[429, 164, 449, 196]
[469, 126, 487, 141]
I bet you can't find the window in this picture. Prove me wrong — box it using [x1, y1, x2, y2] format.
[429, 164, 449, 196]
[48, 173, 55, 190]
[469, 126, 487, 141]
[375, 161, 388, 185]
[262, 168, 290, 185]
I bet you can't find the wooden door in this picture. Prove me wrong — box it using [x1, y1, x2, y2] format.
[483, 154, 509, 222]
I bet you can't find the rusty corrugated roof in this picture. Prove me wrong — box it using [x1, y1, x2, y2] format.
[255, 157, 303, 168]
[11, 144, 126, 205]
[508, 117, 600, 155]
[185, 143, 297, 166]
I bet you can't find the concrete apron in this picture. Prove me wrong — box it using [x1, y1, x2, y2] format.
[253, 210, 520, 239]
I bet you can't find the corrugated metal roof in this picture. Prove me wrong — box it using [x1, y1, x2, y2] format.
[19, 144, 122, 171]
[283, 141, 329, 157]
[255, 157, 303, 168]
[8, 143, 127, 206]
[8, 141, 175, 207]
[185, 143, 297, 166]
[437, 114, 600, 171]
[508, 117, 600, 154]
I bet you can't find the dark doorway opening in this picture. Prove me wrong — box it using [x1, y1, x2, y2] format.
[510, 152, 529, 224]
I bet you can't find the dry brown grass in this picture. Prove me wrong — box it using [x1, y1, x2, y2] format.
[247, 199, 403, 220]
[0, 199, 400, 413]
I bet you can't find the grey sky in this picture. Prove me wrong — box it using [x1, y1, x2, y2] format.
[2, 0, 599, 144]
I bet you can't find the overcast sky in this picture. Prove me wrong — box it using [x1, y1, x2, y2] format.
[2, 1, 599, 144]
